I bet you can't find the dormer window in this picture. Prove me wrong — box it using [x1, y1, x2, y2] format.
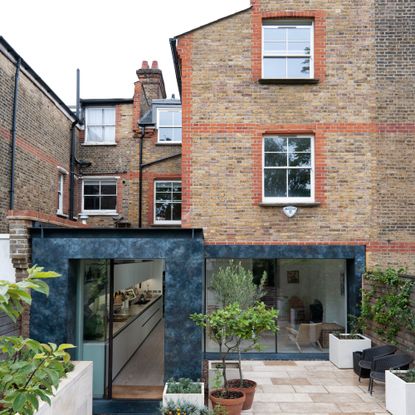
[157, 108, 182, 144]
[85, 107, 116, 144]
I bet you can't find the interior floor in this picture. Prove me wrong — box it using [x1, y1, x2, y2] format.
[113, 319, 164, 387]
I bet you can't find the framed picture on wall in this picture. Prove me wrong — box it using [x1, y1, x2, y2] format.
[287, 270, 299, 284]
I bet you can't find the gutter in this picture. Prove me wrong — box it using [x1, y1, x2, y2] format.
[9, 56, 21, 210]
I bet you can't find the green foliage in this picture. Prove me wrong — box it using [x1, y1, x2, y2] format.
[353, 268, 415, 344]
[191, 302, 278, 389]
[0, 266, 59, 322]
[0, 266, 75, 415]
[160, 399, 213, 415]
[210, 261, 266, 310]
[396, 368, 415, 383]
[166, 378, 202, 394]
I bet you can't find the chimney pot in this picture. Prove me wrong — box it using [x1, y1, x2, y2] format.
[151, 60, 158, 69]
[141, 60, 149, 69]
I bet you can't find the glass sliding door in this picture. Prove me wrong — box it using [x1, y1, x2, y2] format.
[276, 259, 347, 353]
[205, 258, 347, 355]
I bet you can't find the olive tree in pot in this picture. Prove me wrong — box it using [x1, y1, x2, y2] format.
[207, 261, 279, 410]
[191, 302, 278, 414]
[0, 266, 75, 415]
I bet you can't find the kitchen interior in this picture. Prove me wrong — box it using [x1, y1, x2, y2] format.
[77, 258, 165, 399]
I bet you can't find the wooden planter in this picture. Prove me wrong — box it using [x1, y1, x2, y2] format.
[386, 370, 415, 415]
[329, 333, 371, 369]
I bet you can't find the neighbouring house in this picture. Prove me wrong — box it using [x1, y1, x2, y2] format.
[2, 0, 415, 404]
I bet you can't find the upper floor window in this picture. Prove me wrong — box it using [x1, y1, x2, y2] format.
[157, 109, 182, 143]
[83, 178, 117, 214]
[154, 181, 181, 224]
[263, 135, 314, 203]
[262, 20, 313, 79]
[85, 107, 116, 144]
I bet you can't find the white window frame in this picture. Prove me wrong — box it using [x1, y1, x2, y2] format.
[154, 180, 182, 225]
[82, 176, 119, 215]
[262, 135, 315, 203]
[156, 108, 182, 144]
[57, 173, 64, 215]
[84, 107, 116, 145]
[262, 21, 314, 79]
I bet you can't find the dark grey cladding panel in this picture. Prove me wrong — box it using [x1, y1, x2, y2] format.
[30, 229, 204, 381]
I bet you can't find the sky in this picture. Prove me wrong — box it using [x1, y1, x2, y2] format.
[1, 0, 250, 106]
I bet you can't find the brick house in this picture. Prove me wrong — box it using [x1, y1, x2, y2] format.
[5, 0, 415, 402]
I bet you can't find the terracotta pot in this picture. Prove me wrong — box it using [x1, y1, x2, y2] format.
[209, 388, 245, 415]
[226, 379, 257, 410]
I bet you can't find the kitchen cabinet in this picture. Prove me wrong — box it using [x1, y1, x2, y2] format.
[112, 295, 163, 379]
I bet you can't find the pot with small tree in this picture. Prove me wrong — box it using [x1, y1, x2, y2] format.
[191, 302, 278, 414]
[205, 261, 278, 410]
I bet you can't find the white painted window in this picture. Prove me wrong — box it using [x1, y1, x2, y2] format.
[82, 178, 117, 214]
[57, 173, 64, 214]
[262, 20, 314, 79]
[157, 109, 182, 143]
[154, 181, 181, 224]
[263, 135, 314, 203]
[85, 107, 116, 144]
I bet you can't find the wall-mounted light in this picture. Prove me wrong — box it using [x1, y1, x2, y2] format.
[283, 206, 298, 218]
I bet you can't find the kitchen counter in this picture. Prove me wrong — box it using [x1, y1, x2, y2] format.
[113, 295, 162, 337]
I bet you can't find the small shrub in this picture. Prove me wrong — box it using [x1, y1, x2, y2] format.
[160, 399, 212, 415]
[166, 378, 202, 394]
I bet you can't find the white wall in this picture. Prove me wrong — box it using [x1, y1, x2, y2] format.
[114, 260, 163, 292]
[0, 234, 15, 282]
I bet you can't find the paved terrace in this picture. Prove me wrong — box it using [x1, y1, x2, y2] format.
[241, 360, 387, 415]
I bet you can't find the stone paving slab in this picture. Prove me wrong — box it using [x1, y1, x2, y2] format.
[238, 360, 388, 415]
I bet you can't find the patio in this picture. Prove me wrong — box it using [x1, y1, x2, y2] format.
[240, 360, 387, 414]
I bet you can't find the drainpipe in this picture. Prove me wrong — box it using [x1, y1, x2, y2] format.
[69, 69, 81, 220]
[9, 56, 21, 210]
[138, 126, 146, 228]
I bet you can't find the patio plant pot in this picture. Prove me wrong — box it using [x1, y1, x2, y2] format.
[34, 361, 93, 415]
[226, 379, 257, 410]
[208, 360, 240, 389]
[329, 333, 371, 369]
[386, 370, 415, 415]
[162, 381, 204, 407]
[209, 388, 245, 415]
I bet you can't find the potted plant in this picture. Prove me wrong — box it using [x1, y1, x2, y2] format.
[160, 400, 226, 415]
[329, 333, 371, 369]
[191, 302, 278, 414]
[225, 302, 278, 410]
[0, 266, 88, 415]
[386, 369, 415, 415]
[162, 378, 204, 407]
[206, 261, 278, 410]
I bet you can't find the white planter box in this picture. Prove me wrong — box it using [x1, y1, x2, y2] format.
[386, 370, 415, 415]
[208, 361, 240, 389]
[34, 361, 93, 415]
[329, 333, 371, 369]
[162, 382, 204, 407]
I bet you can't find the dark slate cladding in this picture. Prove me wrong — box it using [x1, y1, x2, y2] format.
[205, 244, 366, 322]
[30, 228, 204, 380]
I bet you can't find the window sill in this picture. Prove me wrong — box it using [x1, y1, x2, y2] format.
[259, 78, 319, 85]
[156, 142, 182, 146]
[81, 143, 117, 146]
[56, 212, 68, 218]
[260, 202, 320, 207]
[81, 211, 118, 216]
[151, 223, 182, 228]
